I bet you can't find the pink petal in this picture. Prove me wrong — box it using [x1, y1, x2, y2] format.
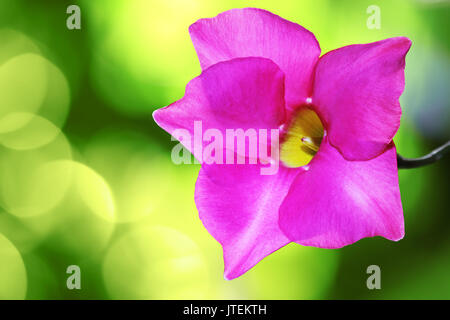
[153, 57, 286, 162]
[189, 8, 320, 109]
[195, 161, 300, 279]
[312, 37, 411, 160]
[279, 139, 404, 249]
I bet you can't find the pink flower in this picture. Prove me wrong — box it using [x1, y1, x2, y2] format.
[153, 8, 411, 280]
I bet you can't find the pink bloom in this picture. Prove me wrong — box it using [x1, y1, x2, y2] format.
[153, 8, 411, 280]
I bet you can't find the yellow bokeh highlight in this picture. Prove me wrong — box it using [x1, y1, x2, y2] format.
[35, 160, 116, 259]
[36, 57, 71, 130]
[0, 208, 57, 254]
[0, 113, 61, 150]
[68, 160, 116, 222]
[103, 225, 209, 299]
[0, 30, 70, 134]
[0, 53, 48, 122]
[0, 29, 40, 66]
[0, 132, 72, 218]
[84, 129, 174, 223]
[0, 233, 27, 299]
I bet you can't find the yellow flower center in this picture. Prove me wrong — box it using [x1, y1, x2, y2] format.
[280, 107, 324, 168]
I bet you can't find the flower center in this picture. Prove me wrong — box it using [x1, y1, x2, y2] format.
[280, 106, 324, 168]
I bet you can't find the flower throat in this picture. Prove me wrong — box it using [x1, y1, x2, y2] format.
[280, 107, 324, 168]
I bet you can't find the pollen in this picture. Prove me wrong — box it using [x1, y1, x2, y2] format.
[280, 107, 324, 168]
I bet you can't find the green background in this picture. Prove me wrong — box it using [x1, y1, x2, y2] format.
[0, 0, 449, 299]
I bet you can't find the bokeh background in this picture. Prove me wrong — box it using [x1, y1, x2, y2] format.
[0, 0, 449, 300]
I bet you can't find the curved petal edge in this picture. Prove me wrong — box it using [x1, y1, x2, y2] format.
[279, 140, 404, 249]
[312, 37, 412, 161]
[195, 161, 300, 279]
[189, 7, 321, 109]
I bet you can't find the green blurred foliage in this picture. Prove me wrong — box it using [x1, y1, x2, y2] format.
[0, 0, 448, 300]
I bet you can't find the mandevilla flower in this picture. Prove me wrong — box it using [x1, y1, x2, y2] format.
[153, 8, 411, 280]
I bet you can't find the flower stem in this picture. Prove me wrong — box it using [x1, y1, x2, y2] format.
[397, 140, 450, 169]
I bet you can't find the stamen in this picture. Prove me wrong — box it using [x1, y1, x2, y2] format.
[280, 107, 324, 168]
[301, 136, 321, 152]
